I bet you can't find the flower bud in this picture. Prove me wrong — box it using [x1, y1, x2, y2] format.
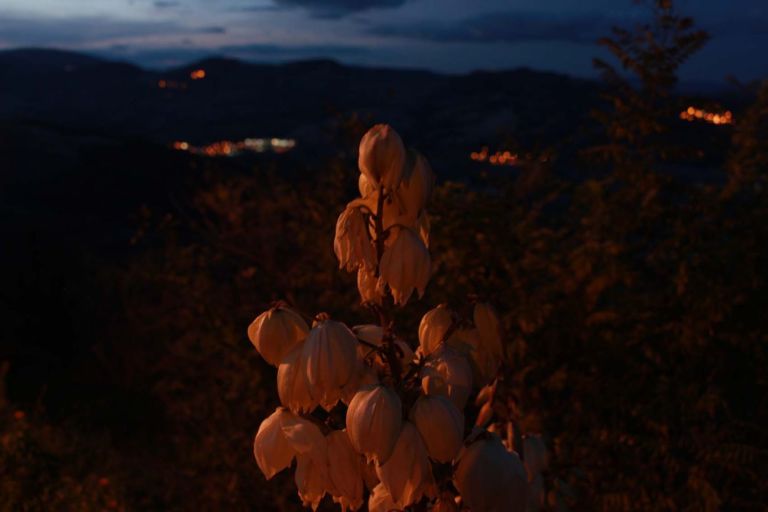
[303, 320, 360, 411]
[253, 407, 297, 480]
[474, 302, 504, 360]
[410, 394, 464, 463]
[356, 267, 383, 305]
[334, 206, 376, 272]
[424, 345, 473, 409]
[327, 430, 364, 511]
[358, 124, 405, 190]
[346, 384, 402, 463]
[376, 421, 436, 508]
[277, 347, 316, 414]
[368, 483, 398, 512]
[454, 435, 528, 512]
[247, 306, 308, 366]
[418, 304, 453, 355]
[379, 227, 430, 306]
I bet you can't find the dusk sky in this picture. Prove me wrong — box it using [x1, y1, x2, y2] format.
[1, 0, 766, 82]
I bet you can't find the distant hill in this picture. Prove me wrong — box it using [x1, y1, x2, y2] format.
[0, 48, 600, 158]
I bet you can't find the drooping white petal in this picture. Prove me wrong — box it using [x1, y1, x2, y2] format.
[303, 319, 360, 411]
[410, 395, 464, 463]
[356, 266, 385, 305]
[327, 430, 364, 511]
[396, 149, 435, 221]
[379, 227, 430, 306]
[418, 305, 453, 355]
[376, 421, 436, 508]
[247, 306, 308, 366]
[454, 435, 528, 512]
[346, 384, 402, 464]
[277, 347, 317, 414]
[334, 206, 376, 272]
[253, 407, 297, 480]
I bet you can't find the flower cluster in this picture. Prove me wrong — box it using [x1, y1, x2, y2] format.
[248, 125, 547, 511]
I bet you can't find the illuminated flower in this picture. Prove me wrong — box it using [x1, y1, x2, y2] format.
[474, 302, 504, 359]
[334, 206, 376, 272]
[247, 306, 308, 366]
[327, 430, 364, 511]
[303, 320, 361, 410]
[410, 395, 464, 463]
[379, 227, 430, 305]
[449, 327, 498, 386]
[357, 267, 385, 305]
[418, 305, 453, 355]
[376, 421, 436, 508]
[396, 150, 435, 221]
[423, 345, 473, 409]
[280, 413, 332, 511]
[368, 483, 398, 512]
[277, 347, 316, 414]
[346, 384, 402, 463]
[358, 124, 405, 190]
[453, 435, 528, 512]
[253, 407, 297, 480]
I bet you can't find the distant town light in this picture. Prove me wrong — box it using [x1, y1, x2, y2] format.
[470, 146, 518, 167]
[680, 106, 733, 126]
[171, 138, 297, 157]
[190, 69, 206, 80]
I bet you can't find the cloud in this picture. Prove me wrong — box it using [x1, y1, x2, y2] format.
[271, 0, 410, 19]
[369, 11, 619, 45]
[0, 15, 178, 46]
[198, 26, 226, 34]
[154, 1, 180, 8]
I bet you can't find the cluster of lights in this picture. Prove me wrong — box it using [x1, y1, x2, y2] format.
[172, 138, 297, 157]
[470, 147, 518, 166]
[190, 69, 206, 80]
[680, 106, 733, 125]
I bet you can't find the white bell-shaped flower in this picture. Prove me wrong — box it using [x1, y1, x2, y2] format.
[379, 226, 430, 306]
[368, 483, 398, 512]
[303, 319, 360, 411]
[358, 124, 405, 190]
[409, 394, 464, 463]
[280, 413, 332, 510]
[346, 384, 402, 463]
[454, 435, 528, 512]
[396, 150, 435, 221]
[334, 205, 376, 272]
[449, 327, 499, 385]
[327, 430, 364, 511]
[247, 306, 308, 366]
[474, 302, 504, 359]
[375, 421, 436, 508]
[418, 304, 453, 355]
[277, 347, 316, 414]
[253, 407, 297, 480]
[423, 345, 473, 409]
[356, 267, 385, 305]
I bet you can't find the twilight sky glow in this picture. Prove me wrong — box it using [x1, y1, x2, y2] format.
[0, 0, 766, 82]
